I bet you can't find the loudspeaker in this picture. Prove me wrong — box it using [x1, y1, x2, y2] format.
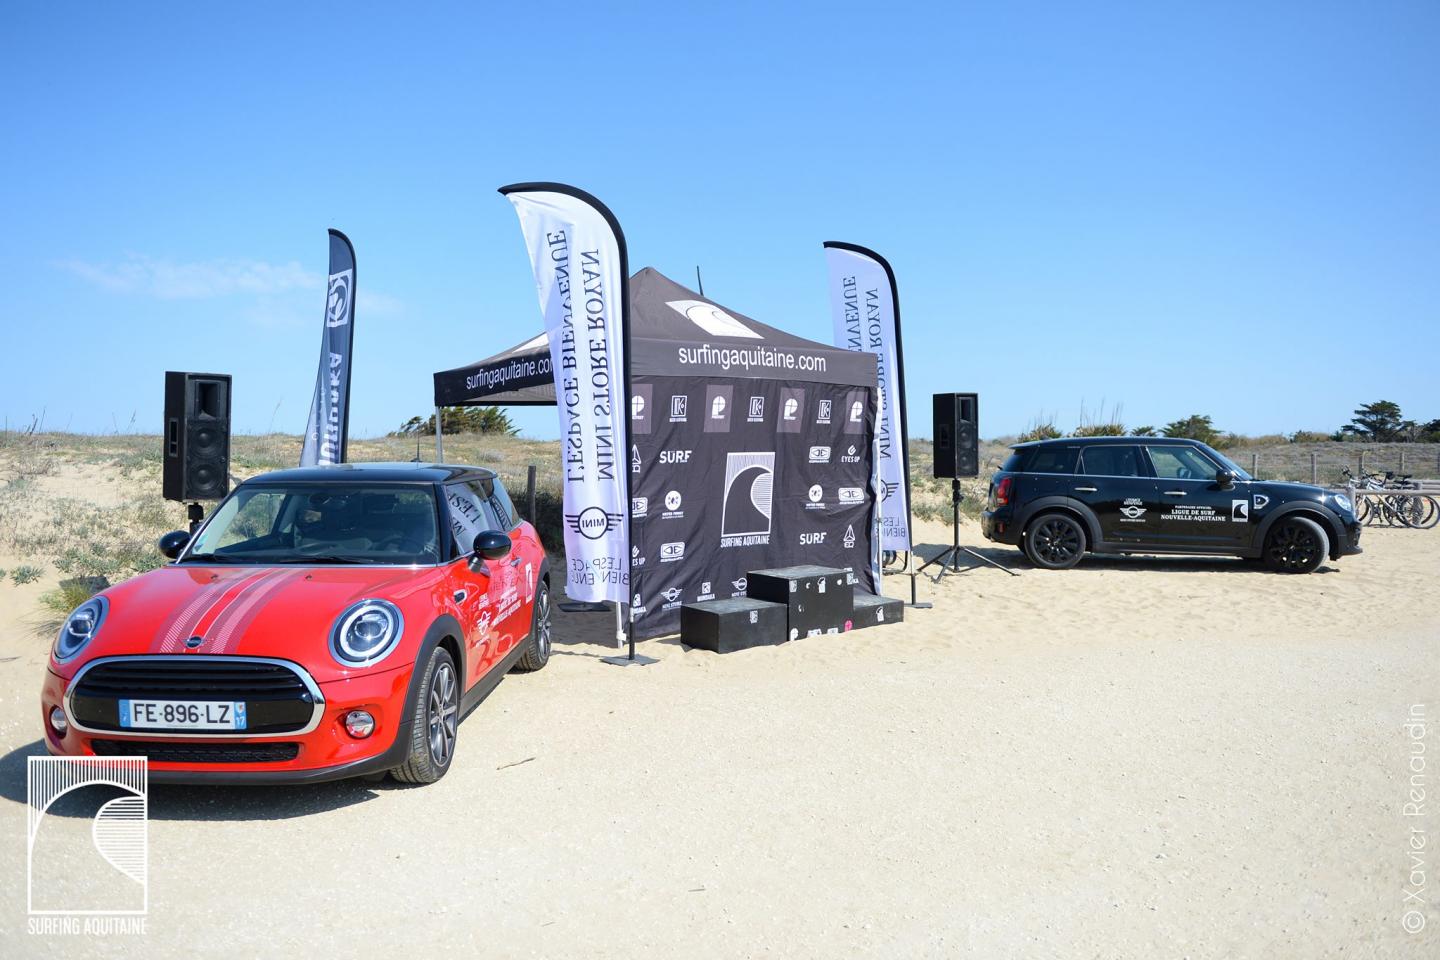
[163, 372, 231, 502]
[933, 392, 979, 478]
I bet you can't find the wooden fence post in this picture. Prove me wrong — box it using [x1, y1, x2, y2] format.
[1400, 449, 1406, 474]
[1251, 452, 1259, 478]
[1311, 452, 1317, 485]
[526, 464, 537, 522]
[1359, 450, 1365, 475]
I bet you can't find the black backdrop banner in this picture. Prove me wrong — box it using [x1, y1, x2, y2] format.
[630, 375, 876, 637]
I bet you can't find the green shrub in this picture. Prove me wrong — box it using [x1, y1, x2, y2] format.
[1018, 417, 1061, 443]
[10, 564, 43, 585]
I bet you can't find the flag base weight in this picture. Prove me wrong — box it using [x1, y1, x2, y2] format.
[601, 653, 658, 667]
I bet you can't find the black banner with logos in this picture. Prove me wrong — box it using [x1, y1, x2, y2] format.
[628, 375, 876, 638]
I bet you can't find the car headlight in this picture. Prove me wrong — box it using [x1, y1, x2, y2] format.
[1332, 493, 1354, 514]
[330, 599, 404, 667]
[54, 596, 108, 663]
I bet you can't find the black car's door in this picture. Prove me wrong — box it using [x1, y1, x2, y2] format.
[1143, 445, 1249, 549]
[1069, 444, 1160, 544]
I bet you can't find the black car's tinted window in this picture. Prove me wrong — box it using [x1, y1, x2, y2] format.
[1080, 445, 1143, 477]
[1021, 446, 1077, 474]
[1001, 452, 1024, 472]
[1146, 445, 1219, 481]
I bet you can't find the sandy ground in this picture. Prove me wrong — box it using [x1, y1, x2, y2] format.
[0, 513, 1436, 959]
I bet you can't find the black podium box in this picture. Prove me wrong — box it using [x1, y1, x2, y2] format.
[746, 565, 854, 639]
[681, 598, 788, 653]
[852, 592, 903, 630]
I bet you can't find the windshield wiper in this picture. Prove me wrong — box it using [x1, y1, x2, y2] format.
[267, 555, 370, 565]
[178, 552, 244, 564]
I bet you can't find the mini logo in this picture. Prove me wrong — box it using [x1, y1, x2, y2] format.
[732, 577, 748, 591]
[326, 269, 353, 327]
[843, 524, 856, 548]
[565, 507, 624, 540]
[849, 401, 863, 422]
[661, 587, 683, 604]
[28, 757, 149, 917]
[880, 480, 900, 501]
[1120, 505, 1146, 519]
[783, 397, 799, 421]
[664, 490, 682, 511]
[747, 396, 765, 421]
[817, 400, 833, 423]
[631, 496, 648, 517]
[838, 487, 864, 503]
[1253, 494, 1270, 510]
[808, 445, 831, 464]
[711, 395, 727, 418]
[660, 541, 685, 561]
[669, 395, 688, 421]
[808, 484, 823, 503]
[1231, 499, 1250, 522]
[184, 635, 203, 649]
[631, 395, 645, 419]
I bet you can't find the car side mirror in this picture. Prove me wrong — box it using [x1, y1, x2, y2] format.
[468, 530, 512, 572]
[158, 530, 191, 560]
[1215, 470, 1235, 490]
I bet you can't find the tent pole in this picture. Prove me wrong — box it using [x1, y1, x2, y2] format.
[434, 406, 444, 462]
[874, 433, 884, 598]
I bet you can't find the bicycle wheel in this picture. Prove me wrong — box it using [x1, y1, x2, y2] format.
[1408, 495, 1439, 529]
[1356, 496, 1373, 524]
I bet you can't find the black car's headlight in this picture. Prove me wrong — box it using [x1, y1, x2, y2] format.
[55, 596, 108, 663]
[1331, 492, 1354, 515]
[330, 599, 404, 667]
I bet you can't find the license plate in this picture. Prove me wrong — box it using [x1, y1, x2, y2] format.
[119, 699, 246, 731]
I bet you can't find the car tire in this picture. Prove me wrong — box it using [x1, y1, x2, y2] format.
[1023, 513, 1086, 569]
[511, 577, 551, 673]
[391, 645, 459, 785]
[1262, 516, 1329, 574]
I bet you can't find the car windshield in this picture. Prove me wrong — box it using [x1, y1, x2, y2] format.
[183, 484, 441, 565]
[1200, 445, 1254, 481]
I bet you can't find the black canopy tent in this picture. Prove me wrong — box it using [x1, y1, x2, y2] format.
[434, 267, 880, 638]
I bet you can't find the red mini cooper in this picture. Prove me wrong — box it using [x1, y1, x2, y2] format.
[39, 463, 551, 785]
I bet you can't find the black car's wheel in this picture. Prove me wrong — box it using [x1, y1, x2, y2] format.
[511, 577, 551, 673]
[1023, 513, 1086, 569]
[1263, 516, 1329, 574]
[392, 645, 459, 784]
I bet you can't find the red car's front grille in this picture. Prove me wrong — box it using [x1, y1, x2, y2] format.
[90, 739, 300, 763]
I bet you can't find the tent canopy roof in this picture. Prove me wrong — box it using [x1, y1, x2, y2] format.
[434, 267, 875, 407]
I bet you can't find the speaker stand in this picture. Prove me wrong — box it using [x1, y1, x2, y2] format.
[915, 481, 1020, 582]
[186, 502, 204, 534]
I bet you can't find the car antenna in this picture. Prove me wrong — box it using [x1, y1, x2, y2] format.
[412, 437, 421, 463]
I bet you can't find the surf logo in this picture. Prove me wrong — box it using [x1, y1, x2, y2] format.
[665, 299, 762, 339]
[721, 452, 775, 544]
[1231, 499, 1250, 522]
[325, 269, 353, 327]
[565, 506, 624, 540]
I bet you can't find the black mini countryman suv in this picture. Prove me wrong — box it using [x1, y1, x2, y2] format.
[980, 437, 1363, 573]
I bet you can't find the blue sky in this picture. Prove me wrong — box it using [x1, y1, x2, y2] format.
[2, 1, 1436, 441]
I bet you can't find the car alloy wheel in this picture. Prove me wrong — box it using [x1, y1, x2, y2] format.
[535, 584, 552, 659]
[1032, 517, 1081, 566]
[1266, 520, 1322, 572]
[427, 660, 458, 767]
